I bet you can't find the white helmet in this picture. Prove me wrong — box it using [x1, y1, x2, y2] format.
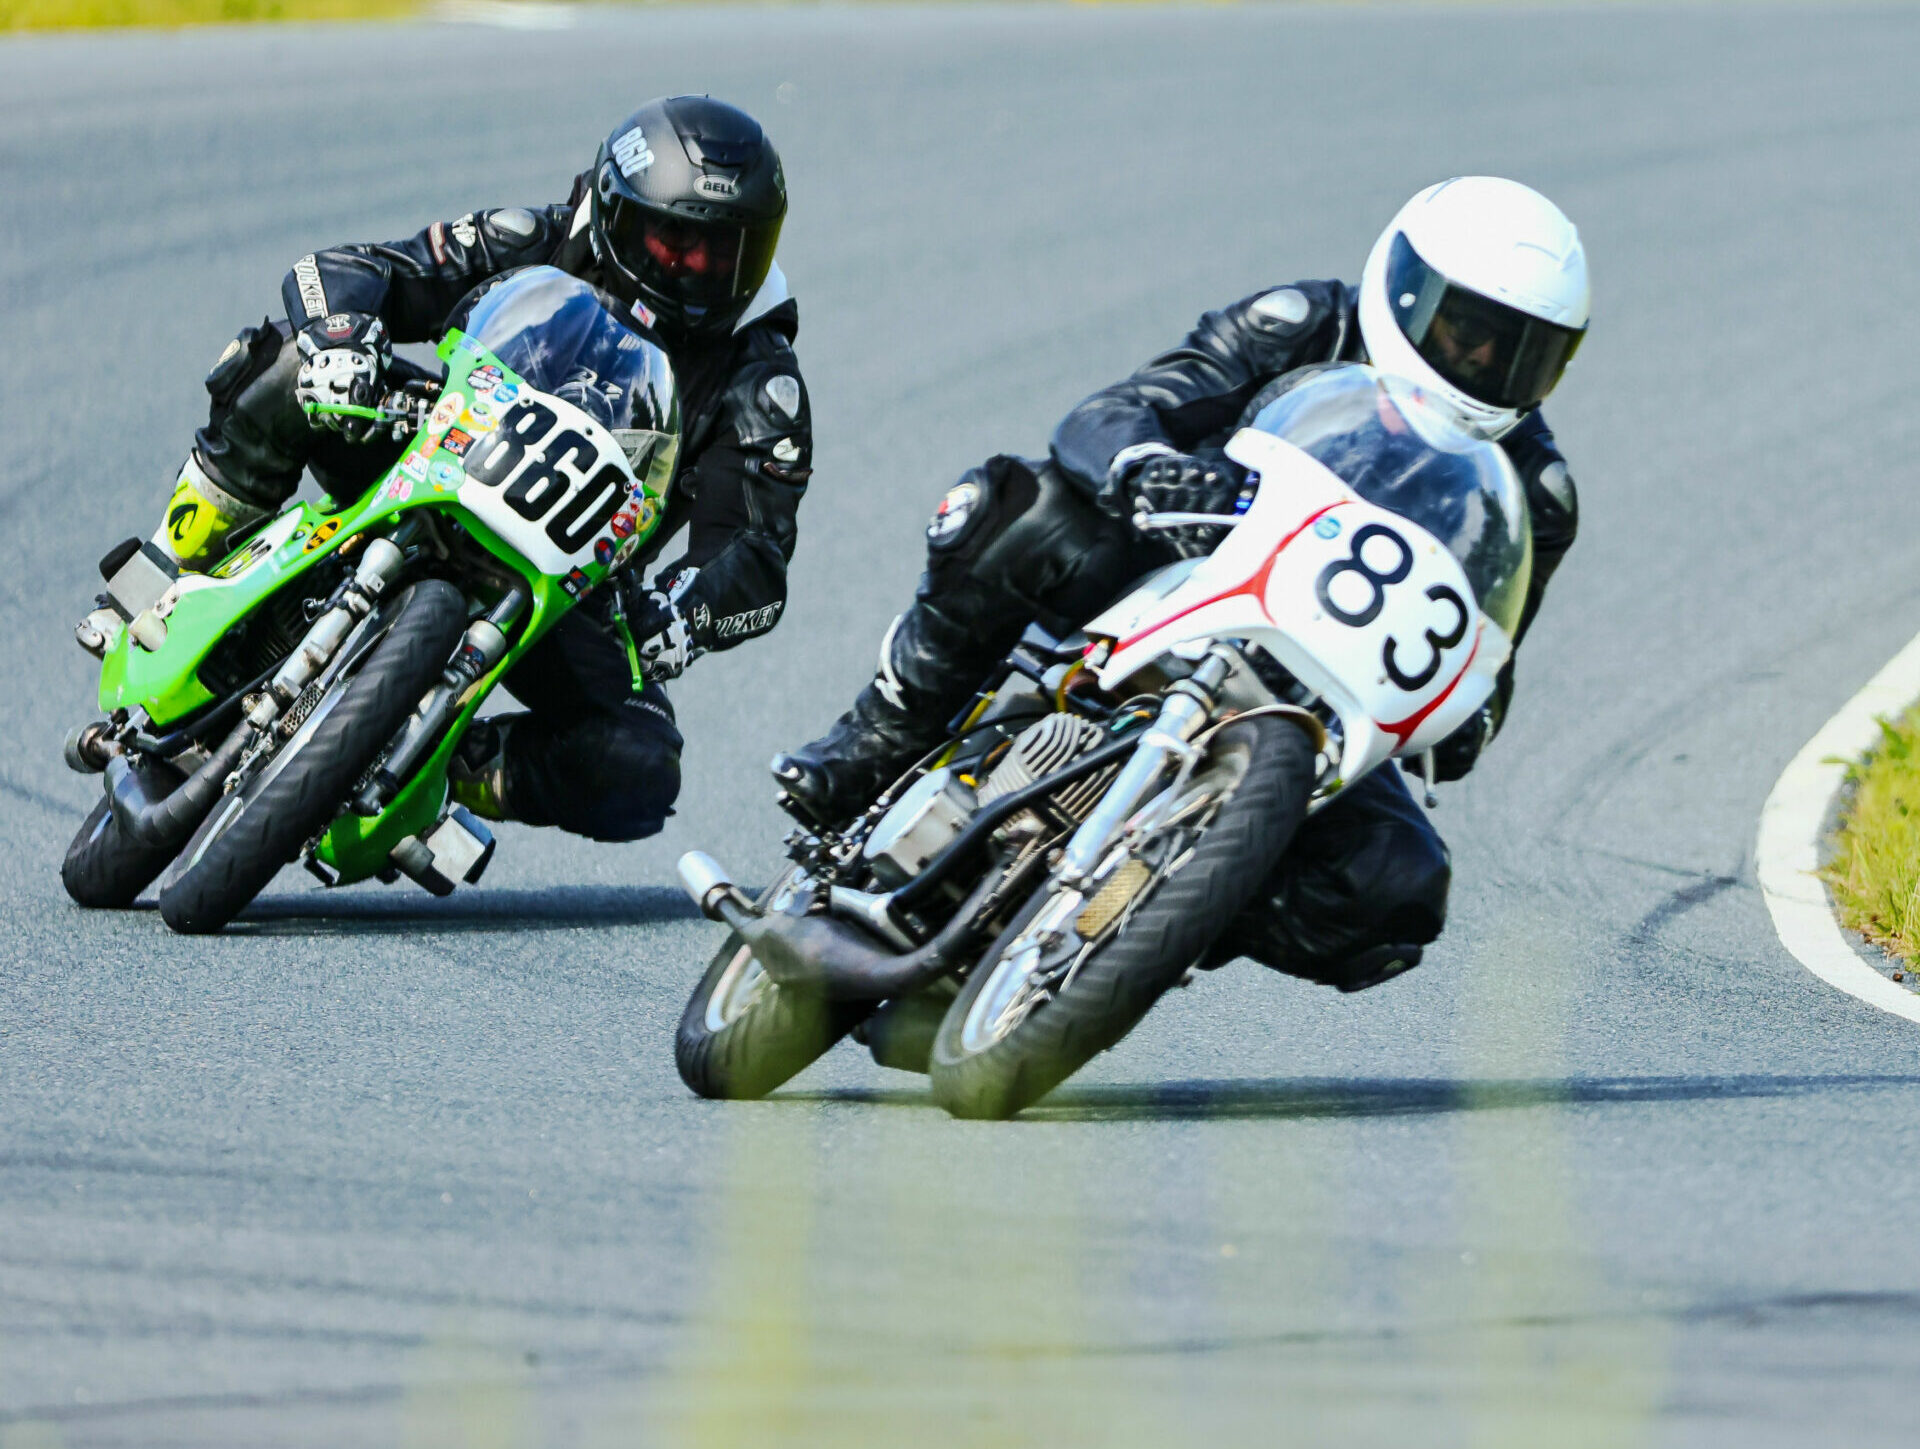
[1357, 177, 1589, 439]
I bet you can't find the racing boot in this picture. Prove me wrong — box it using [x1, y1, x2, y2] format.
[77, 454, 270, 658]
[449, 719, 514, 823]
[772, 600, 997, 825]
[154, 453, 268, 573]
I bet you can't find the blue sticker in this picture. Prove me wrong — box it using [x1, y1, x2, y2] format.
[1313, 515, 1343, 540]
[430, 459, 463, 491]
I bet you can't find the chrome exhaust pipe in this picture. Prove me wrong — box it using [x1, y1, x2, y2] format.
[678, 851, 758, 924]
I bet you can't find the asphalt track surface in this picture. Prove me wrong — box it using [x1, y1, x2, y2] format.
[5, 3, 1920, 1444]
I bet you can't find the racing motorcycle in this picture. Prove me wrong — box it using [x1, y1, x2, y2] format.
[61, 266, 679, 934]
[674, 363, 1532, 1119]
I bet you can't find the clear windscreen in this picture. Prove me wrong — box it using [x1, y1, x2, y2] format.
[1247, 363, 1532, 637]
[461, 267, 680, 492]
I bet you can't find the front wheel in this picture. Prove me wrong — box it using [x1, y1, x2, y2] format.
[676, 870, 872, 1100]
[156, 579, 467, 934]
[929, 713, 1318, 1120]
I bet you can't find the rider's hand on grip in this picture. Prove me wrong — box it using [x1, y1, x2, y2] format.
[1100, 450, 1250, 557]
[294, 312, 392, 441]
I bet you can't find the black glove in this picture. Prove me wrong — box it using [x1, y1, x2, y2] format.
[294, 312, 391, 441]
[595, 568, 709, 684]
[1098, 449, 1250, 556]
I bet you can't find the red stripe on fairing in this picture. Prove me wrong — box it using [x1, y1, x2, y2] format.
[1378, 635, 1481, 746]
[1115, 502, 1348, 653]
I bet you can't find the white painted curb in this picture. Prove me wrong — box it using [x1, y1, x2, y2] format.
[1757, 631, 1920, 1024]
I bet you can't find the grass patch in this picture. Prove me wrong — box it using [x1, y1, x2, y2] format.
[1824, 705, 1920, 966]
[0, 0, 415, 30]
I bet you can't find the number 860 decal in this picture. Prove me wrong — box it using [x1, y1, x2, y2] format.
[1314, 523, 1469, 692]
[464, 399, 629, 553]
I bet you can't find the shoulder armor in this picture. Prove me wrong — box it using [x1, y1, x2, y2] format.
[1239, 279, 1345, 340]
[725, 350, 812, 457]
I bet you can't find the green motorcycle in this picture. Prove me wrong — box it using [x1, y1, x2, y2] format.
[62, 267, 679, 933]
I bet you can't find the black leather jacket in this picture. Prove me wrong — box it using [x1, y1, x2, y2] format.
[279, 175, 812, 654]
[1049, 279, 1578, 775]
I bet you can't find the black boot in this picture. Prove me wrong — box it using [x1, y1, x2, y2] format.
[771, 681, 948, 824]
[772, 598, 1003, 824]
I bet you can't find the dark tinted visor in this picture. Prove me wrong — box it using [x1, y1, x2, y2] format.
[1385, 232, 1584, 411]
[600, 191, 781, 317]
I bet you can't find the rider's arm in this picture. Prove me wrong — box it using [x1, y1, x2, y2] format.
[277, 189, 582, 342]
[1425, 411, 1579, 781]
[648, 325, 812, 653]
[1047, 281, 1352, 494]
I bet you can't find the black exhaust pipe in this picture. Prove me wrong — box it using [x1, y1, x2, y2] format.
[104, 720, 253, 851]
[680, 852, 1001, 1002]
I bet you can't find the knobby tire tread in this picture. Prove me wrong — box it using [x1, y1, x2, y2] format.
[157, 580, 467, 934]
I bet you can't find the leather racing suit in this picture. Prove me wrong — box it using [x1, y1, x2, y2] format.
[185, 177, 813, 841]
[811, 280, 1577, 988]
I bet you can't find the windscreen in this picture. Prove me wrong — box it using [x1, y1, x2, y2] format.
[1248, 364, 1532, 637]
[462, 267, 681, 493]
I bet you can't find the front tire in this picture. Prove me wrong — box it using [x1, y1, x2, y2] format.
[156, 579, 467, 934]
[676, 871, 872, 1100]
[929, 714, 1318, 1120]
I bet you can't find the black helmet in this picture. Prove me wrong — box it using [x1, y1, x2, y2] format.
[589, 96, 786, 336]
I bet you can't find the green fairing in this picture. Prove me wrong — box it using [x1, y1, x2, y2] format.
[94, 329, 671, 887]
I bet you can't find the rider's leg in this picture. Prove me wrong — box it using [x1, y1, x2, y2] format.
[453, 609, 684, 842]
[774, 456, 1162, 821]
[149, 320, 401, 571]
[1208, 764, 1452, 992]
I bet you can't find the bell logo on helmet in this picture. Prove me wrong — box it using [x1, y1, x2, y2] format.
[697, 174, 739, 199]
[612, 127, 655, 177]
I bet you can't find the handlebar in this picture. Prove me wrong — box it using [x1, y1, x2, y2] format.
[302, 381, 436, 437]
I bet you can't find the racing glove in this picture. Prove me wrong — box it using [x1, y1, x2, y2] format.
[600, 568, 709, 685]
[1098, 448, 1251, 557]
[294, 313, 391, 441]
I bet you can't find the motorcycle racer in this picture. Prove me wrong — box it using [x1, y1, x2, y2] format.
[88, 96, 810, 844]
[775, 177, 1587, 990]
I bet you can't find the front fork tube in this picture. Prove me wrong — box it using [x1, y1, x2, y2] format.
[1058, 648, 1233, 885]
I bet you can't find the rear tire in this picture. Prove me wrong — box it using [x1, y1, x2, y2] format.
[156, 579, 467, 934]
[60, 762, 184, 909]
[929, 714, 1318, 1120]
[676, 871, 872, 1100]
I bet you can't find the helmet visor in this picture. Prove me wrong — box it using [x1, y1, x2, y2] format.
[599, 189, 780, 323]
[1386, 232, 1584, 411]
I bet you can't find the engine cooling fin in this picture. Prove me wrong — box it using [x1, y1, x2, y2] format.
[978, 713, 1115, 823]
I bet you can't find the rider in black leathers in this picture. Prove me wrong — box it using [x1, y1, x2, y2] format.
[114, 97, 812, 843]
[776, 179, 1589, 991]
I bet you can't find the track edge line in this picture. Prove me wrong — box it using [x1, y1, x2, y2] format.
[1757, 630, 1920, 1024]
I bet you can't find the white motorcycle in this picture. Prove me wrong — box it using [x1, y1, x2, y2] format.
[675, 363, 1531, 1118]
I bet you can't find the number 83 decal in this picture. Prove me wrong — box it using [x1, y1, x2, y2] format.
[1314, 523, 1469, 691]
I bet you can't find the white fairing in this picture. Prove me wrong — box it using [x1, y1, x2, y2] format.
[456, 388, 640, 577]
[1084, 429, 1512, 793]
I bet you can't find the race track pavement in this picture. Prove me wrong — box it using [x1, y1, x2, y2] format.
[3, 5, 1920, 1444]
